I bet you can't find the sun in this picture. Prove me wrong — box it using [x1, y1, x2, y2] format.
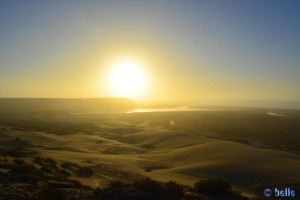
[108, 59, 146, 99]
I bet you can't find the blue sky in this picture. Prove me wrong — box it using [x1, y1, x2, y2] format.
[0, 0, 299, 104]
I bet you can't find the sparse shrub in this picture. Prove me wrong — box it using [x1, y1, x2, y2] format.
[144, 168, 152, 172]
[134, 177, 164, 196]
[5, 147, 26, 157]
[13, 158, 26, 165]
[93, 188, 104, 198]
[39, 187, 66, 200]
[75, 166, 93, 178]
[93, 187, 124, 199]
[40, 166, 53, 174]
[45, 157, 57, 165]
[54, 169, 71, 180]
[134, 178, 187, 199]
[67, 179, 90, 189]
[0, 162, 12, 169]
[11, 137, 29, 146]
[60, 161, 80, 170]
[165, 180, 184, 199]
[0, 148, 6, 156]
[33, 156, 44, 166]
[10, 162, 44, 177]
[33, 157, 58, 169]
[46, 162, 58, 171]
[194, 178, 232, 195]
[41, 158, 58, 171]
[108, 180, 128, 188]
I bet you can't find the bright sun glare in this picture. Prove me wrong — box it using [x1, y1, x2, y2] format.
[108, 59, 146, 99]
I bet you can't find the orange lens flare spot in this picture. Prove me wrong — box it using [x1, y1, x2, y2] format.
[169, 119, 176, 126]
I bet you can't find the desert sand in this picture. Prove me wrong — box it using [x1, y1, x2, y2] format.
[1, 107, 300, 199]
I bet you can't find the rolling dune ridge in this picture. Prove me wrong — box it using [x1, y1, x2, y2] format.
[1, 108, 300, 199]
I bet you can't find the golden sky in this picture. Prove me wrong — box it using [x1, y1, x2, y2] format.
[1, 1, 300, 105]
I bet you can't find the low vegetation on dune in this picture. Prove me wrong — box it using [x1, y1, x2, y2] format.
[0, 156, 249, 199]
[0, 155, 255, 199]
[194, 178, 232, 195]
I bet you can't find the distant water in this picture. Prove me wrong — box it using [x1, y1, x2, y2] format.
[267, 112, 286, 117]
[129, 106, 220, 113]
[130, 102, 300, 114]
[222, 100, 300, 110]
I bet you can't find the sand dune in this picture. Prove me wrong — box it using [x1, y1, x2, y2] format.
[1, 110, 300, 198]
[150, 141, 300, 186]
[2, 126, 300, 189]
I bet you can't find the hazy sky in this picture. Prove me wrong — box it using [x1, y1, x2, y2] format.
[1, 0, 299, 104]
